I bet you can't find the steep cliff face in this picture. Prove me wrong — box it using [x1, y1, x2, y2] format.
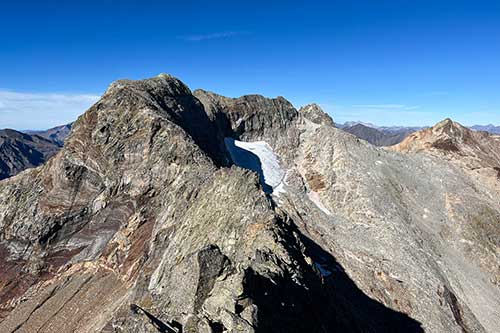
[0, 74, 498, 333]
[286, 124, 499, 332]
[193, 89, 298, 140]
[193, 89, 300, 167]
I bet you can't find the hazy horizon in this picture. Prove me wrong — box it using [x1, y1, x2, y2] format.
[2, 85, 499, 131]
[1, 1, 499, 129]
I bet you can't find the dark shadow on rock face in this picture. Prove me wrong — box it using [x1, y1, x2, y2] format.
[194, 245, 230, 312]
[149, 93, 229, 167]
[176, 95, 229, 166]
[223, 138, 273, 193]
[131, 304, 181, 333]
[241, 220, 424, 333]
[0, 140, 44, 180]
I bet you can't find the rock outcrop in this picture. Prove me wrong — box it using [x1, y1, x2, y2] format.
[299, 103, 334, 127]
[0, 74, 498, 333]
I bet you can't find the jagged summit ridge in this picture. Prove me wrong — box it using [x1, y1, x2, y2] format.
[432, 118, 470, 137]
[299, 103, 335, 126]
[193, 89, 298, 139]
[105, 73, 193, 99]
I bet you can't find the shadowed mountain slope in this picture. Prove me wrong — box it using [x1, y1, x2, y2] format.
[26, 123, 73, 146]
[341, 123, 417, 146]
[0, 129, 61, 180]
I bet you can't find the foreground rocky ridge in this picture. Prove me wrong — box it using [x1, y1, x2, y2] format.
[0, 74, 498, 332]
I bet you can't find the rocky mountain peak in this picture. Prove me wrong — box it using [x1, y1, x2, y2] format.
[1, 74, 499, 333]
[390, 117, 500, 195]
[85, 75, 229, 167]
[391, 118, 477, 154]
[435, 117, 453, 127]
[432, 118, 470, 137]
[299, 103, 335, 126]
[193, 90, 298, 139]
[104, 73, 192, 100]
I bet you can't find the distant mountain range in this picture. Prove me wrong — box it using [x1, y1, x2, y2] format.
[470, 124, 500, 134]
[338, 122, 425, 146]
[0, 124, 72, 180]
[0, 129, 60, 180]
[338, 123, 421, 146]
[25, 123, 73, 146]
[338, 121, 499, 146]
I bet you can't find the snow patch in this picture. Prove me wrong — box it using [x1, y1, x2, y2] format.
[308, 191, 332, 215]
[224, 138, 286, 194]
[314, 262, 332, 277]
[274, 181, 287, 195]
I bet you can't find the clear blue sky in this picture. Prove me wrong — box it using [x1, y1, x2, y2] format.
[1, 0, 499, 129]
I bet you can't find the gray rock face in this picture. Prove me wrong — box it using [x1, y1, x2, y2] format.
[287, 124, 499, 332]
[193, 89, 298, 139]
[193, 89, 301, 167]
[0, 74, 498, 333]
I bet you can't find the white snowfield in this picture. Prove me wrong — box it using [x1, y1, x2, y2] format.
[224, 138, 286, 194]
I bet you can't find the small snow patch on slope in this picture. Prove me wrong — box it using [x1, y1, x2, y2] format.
[314, 262, 332, 277]
[224, 138, 286, 194]
[308, 191, 332, 215]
